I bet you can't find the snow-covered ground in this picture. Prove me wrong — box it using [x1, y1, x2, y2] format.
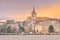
[0, 35, 60, 40]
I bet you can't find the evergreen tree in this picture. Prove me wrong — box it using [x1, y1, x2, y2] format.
[7, 26, 12, 33]
[19, 27, 25, 33]
[48, 25, 54, 33]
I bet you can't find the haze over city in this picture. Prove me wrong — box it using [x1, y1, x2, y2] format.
[0, 0, 60, 21]
[0, 0, 60, 40]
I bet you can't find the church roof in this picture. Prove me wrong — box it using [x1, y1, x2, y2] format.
[36, 17, 60, 22]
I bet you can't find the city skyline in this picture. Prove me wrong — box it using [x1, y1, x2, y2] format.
[0, 0, 60, 21]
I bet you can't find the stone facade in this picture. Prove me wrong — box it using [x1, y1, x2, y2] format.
[24, 7, 60, 34]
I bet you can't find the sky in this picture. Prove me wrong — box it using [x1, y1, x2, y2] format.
[0, 0, 60, 21]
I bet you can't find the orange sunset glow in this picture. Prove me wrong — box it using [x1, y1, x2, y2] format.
[0, 0, 60, 21]
[14, 5, 60, 21]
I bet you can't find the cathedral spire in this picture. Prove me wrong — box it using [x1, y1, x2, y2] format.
[33, 6, 35, 13]
[31, 6, 37, 17]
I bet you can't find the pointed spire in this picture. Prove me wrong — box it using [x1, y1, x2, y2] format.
[33, 5, 35, 12]
[31, 5, 37, 17]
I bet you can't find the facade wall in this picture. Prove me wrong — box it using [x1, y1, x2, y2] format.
[35, 24, 43, 33]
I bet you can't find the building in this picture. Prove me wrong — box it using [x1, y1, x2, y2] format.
[24, 6, 60, 34]
[0, 20, 6, 33]
[5, 20, 19, 33]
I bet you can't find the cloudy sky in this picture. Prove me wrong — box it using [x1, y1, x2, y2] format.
[0, 0, 60, 21]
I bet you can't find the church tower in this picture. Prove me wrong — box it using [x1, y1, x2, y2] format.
[30, 6, 37, 32]
[31, 6, 37, 18]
